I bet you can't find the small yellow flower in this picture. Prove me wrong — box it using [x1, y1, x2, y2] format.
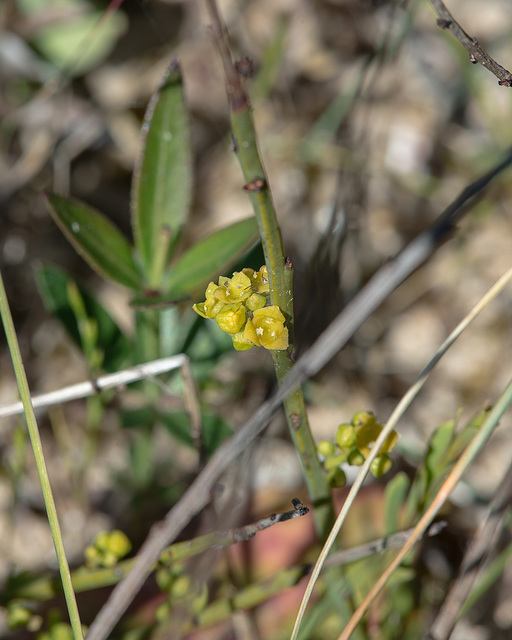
[242, 265, 270, 294]
[251, 305, 289, 350]
[216, 272, 252, 304]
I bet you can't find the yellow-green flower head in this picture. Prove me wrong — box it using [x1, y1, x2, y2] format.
[215, 303, 246, 334]
[193, 267, 287, 351]
[243, 305, 289, 350]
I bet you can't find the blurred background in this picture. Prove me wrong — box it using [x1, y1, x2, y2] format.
[1, 0, 512, 637]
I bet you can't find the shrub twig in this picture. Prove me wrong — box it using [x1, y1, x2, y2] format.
[428, 0, 512, 86]
[204, 0, 334, 537]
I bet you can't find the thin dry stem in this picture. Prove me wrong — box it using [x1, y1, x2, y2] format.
[0, 355, 188, 418]
[429, 0, 512, 86]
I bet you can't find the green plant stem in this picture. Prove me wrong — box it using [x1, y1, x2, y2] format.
[210, 12, 333, 538]
[0, 270, 83, 640]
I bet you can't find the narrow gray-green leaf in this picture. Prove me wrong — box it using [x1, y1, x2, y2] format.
[46, 193, 142, 290]
[163, 217, 259, 296]
[131, 59, 192, 283]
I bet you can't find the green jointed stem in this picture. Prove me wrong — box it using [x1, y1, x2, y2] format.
[0, 270, 84, 640]
[223, 56, 334, 537]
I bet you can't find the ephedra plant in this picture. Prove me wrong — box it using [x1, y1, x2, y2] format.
[1, 1, 512, 640]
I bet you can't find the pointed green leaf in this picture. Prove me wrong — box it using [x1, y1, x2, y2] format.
[384, 471, 410, 535]
[46, 193, 142, 290]
[132, 60, 192, 281]
[34, 264, 132, 372]
[163, 217, 259, 296]
[425, 420, 455, 478]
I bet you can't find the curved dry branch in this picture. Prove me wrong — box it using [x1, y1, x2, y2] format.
[429, 0, 512, 86]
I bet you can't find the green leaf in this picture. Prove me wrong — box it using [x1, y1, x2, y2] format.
[132, 60, 192, 283]
[425, 420, 456, 478]
[384, 472, 410, 535]
[34, 264, 132, 372]
[46, 193, 142, 290]
[27, 6, 127, 76]
[163, 217, 260, 296]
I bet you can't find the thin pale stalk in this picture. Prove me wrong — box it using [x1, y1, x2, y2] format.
[0, 270, 83, 640]
[0, 354, 189, 418]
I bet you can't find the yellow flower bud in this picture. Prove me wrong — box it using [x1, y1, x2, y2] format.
[317, 440, 335, 458]
[327, 467, 347, 488]
[215, 304, 246, 334]
[348, 449, 365, 466]
[171, 575, 191, 599]
[370, 454, 393, 477]
[335, 424, 357, 448]
[232, 332, 255, 351]
[84, 545, 101, 566]
[193, 293, 225, 319]
[245, 293, 267, 311]
[95, 531, 110, 552]
[108, 530, 131, 559]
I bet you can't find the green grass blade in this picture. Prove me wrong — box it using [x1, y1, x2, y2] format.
[0, 269, 83, 640]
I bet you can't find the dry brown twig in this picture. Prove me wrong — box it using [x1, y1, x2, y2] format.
[429, 0, 512, 86]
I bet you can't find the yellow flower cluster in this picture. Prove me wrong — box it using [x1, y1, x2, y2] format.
[84, 529, 132, 568]
[193, 266, 289, 351]
[317, 411, 398, 487]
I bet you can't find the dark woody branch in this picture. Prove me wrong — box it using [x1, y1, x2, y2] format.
[429, 0, 512, 87]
